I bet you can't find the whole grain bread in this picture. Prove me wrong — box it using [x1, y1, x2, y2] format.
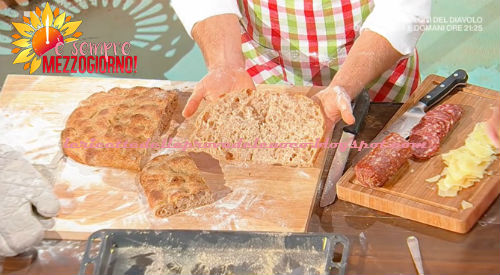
[139, 153, 213, 217]
[191, 89, 325, 167]
[61, 87, 178, 171]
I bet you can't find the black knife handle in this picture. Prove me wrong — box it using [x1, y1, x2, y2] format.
[344, 90, 370, 135]
[419, 69, 468, 110]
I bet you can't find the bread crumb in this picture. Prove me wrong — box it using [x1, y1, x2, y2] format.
[410, 169, 415, 173]
[461, 200, 473, 210]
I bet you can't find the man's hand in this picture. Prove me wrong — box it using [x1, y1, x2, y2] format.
[0, 144, 60, 257]
[182, 66, 255, 118]
[487, 106, 500, 148]
[317, 30, 404, 126]
[313, 86, 355, 127]
[182, 14, 252, 118]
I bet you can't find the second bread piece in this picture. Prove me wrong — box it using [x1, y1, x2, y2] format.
[191, 89, 325, 167]
[139, 153, 213, 217]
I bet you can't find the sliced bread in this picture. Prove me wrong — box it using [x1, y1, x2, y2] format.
[139, 153, 213, 217]
[191, 89, 325, 167]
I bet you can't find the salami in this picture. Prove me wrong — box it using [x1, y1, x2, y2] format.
[410, 104, 463, 160]
[355, 133, 412, 188]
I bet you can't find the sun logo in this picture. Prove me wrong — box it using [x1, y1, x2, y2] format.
[11, 3, 82, 74]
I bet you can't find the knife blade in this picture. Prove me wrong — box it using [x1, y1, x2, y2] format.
[319, 90, 370, 207]
[369, 69, 468, 145]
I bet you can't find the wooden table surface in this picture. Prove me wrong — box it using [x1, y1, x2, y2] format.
[2, 103, 499, 275]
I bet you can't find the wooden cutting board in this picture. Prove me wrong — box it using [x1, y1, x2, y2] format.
[0, 75, 329, 240]
[337, 74, 500, 233]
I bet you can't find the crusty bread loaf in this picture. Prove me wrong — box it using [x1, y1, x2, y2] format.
[139, 153, 213, 217]
[191, 89, 325, 167]
[61, 87, 178, 171]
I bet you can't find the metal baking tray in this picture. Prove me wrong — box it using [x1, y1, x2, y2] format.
[79, 229, 349, 275]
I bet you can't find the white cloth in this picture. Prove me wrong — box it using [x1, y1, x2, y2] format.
[0, 144, 60, 257]
[170, 0, 431, 55]
[361, 0, 431, 55]
[170, 0, 242, 37]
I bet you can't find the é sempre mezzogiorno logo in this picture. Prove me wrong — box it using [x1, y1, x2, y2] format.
[11, 2, 137, 74]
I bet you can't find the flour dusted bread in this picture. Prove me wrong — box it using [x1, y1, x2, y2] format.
[139, 153, 213, 217]
[191, 89, 325, 167]
[61, 87, 178, 171]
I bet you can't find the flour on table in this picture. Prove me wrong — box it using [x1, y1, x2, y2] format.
[215, 188, 251, 210]
[0, 109, 62, 165]
[244, 193, 262, 211]
[54, 219, 115, 233]
[120, 212, 150, 227]
[58, 159, 107, 191]
[297, 170, 311, 179]
[58, 198, 75, 209]
[75, 193, 90, 202]
[113, 201, 135, 211]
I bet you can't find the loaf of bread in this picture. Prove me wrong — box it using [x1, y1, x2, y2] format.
[61, 87, 178, 171]
[191, 89, 325, 167]
[139, 153, 213, 217]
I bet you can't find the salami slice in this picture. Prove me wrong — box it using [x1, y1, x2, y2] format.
[412, 119, 448, 139]
[355, 133, 412, 188]
[440, 104, 462, 122]
[409, 104, 463, 160]
[409, 133, 441, 159]
[424, 116, 451, 134]
[426, 104, 462, 123]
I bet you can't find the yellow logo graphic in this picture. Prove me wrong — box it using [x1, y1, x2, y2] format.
[11, 3, 82, 74]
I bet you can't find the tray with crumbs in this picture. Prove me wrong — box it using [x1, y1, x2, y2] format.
[79, 229, 349, 275]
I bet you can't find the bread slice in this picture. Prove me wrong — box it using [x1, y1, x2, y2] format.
[61, 87, 178, 171]
[139, 153, 213, 217]
[191, 89, 325, 167]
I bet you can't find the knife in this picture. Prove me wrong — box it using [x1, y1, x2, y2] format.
[369, 69, 468, 144]
[319, 90, 371, 207]
[407, 236, 425, 275]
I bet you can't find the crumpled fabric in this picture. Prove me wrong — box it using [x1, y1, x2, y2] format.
[0, 144, 60, 257]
